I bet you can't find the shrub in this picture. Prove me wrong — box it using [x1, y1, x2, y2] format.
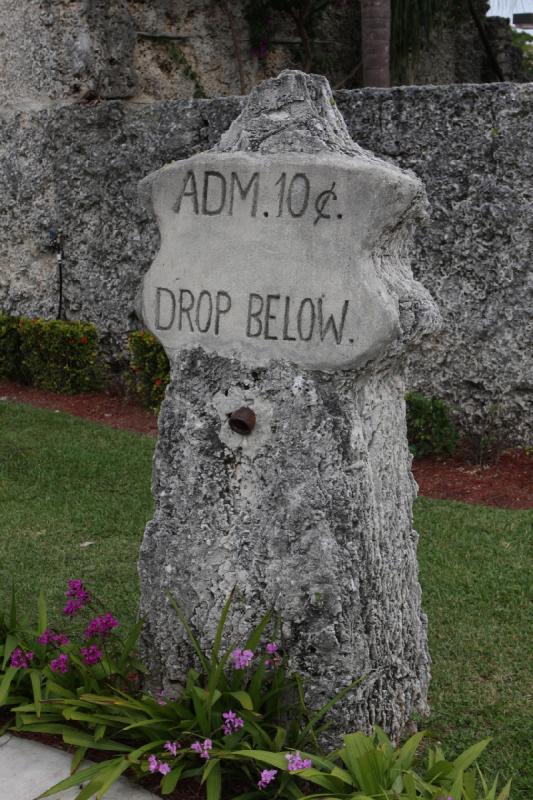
[0, 316, 104, 393]
[19, 318, 104, 393]
[127, 330, 169, 411]
[0, 313, 24, 382]
[406, 392, 458, 459]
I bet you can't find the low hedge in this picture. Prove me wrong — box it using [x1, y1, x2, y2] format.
[0, 313, 23, 381]
[0, 314, 104, 394]
[406, 391, 458, 459]
[127, 329, 170, 411]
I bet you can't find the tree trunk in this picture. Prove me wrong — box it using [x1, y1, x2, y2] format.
[360, 0, 391, 87]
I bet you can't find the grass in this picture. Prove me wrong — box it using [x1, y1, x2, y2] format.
[0, 401, 532, 796]
[0, 401, 154, 625]
[416, 498, 533, 798]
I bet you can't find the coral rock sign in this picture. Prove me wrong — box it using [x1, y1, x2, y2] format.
[138, 70, 440, 739]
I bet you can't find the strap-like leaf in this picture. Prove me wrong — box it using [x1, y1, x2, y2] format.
[205, 759, 221, 800]
[34, 761, 113, 798]
[37, 591, 47, 635]
[212, 588, 235, 666]
[168, 594, 209, 672]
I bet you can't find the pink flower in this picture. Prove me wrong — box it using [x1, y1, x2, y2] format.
[148, 754, 159, 773]
[38, 629, 70, 647]
[63, 598, 84, 616]
[80, 644, 103, 665]
[222, 710, 244, 736]
[63, 580, 91, 615]
[50, 653, 69, 673]
[158, 762, 171, 775]
[285, 752, 312, 771]
[257, 768, 277, 790]
[164, 741, 180, 756]
[84, 613, 119, 639]
[231, 648, 254, 669]
[265, 643, 278, 654]
[191, 739, 212, 759]
[10, 648, 34, 669]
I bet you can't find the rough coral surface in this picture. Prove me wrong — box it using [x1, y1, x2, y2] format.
[138, 72, 439, 740]
[0, 83, 530, 440]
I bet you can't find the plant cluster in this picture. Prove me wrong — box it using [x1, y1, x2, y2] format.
[127, 329, 170, 411]
[166, 42, 206, 98]
[406, 392, 458, 459]
[0, 314, 104, 393]
[0, 584, 511, 800]
[0, 313, 22, 381]
[511, 29, 533, 77]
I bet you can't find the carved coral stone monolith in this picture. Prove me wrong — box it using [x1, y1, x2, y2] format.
[138, 70, 441, 741]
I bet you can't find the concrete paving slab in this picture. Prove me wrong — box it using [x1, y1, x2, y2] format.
[0, 734, 158, 799]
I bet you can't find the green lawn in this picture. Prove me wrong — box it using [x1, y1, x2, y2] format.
[0, 401, 154, 625]
[1, 401, 531, 796]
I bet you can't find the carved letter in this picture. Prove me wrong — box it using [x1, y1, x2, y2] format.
[214, 291, 232, 335]
[202, 171, 227, 215]
[174, 171, 199, 214]
[318, 299, 349, 344]
[155, 287, 176, 330]
[282, 296, 296, 341]
[178, 289, 195, 332]
[297, 298, 315, 342]
[195, 290, 213, 333]
[246, 293, 264, 338]
[264, 294, 280, 340]
[229, 172, 259, 216]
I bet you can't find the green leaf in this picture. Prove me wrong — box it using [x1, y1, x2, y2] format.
[244, 609, 272, 654]
[212, 588, 235, 666]
[62, 730, 132, 752]
[300, 768, 351, 793]
[30, 670, 42, 717]
[231, 750, 290, 770]
[70, 746, 88, 774]
[128, 740, 166, 762]
[18, 722, 82, 735]
[395, 729, 425, 770]
[168, 595, 209, 673]
[95, 758, 130, 798]
[9, 581, 17, 630]
[450, 738, 491, 776]
[161, 763, 185, 794]
[94, 723, 106, 742]
[205, 759, 221, 800]
[299, 677, 365, 743]
[1, 634, 19, 670]
[0, 666, 17, 705]
[37, 591, 47, 635]
[496, 779, 512, 800]
[35, 761, 112, 798]
[118, 620, 143, 673]
[229, 690, 254, 711]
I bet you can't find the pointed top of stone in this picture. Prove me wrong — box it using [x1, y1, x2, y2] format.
[216, 70, 370, 159]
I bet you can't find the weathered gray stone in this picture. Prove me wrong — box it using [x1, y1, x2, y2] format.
[140, 150, 422, 371]
[138, 71, 439, 741]
[0, 83, 531, 441]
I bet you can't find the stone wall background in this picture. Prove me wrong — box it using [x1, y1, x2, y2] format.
[0, 82, 531, 442]
[0, 0, 528, 114]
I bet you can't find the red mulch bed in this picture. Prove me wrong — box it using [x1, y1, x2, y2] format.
[412, 449, 532, 510]
[1, 381, 531, 510]
[0, 380, 158, 437]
